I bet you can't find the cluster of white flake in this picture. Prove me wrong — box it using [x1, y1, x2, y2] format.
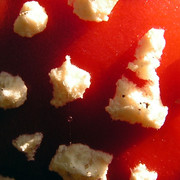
[106, 28, 168, 129]
[68, 0, 119, 22]
[49, 55, 91, 108]
[0, 71, 27, 110]
[14, 1, 48, 37]
[49, 143, 113, 180]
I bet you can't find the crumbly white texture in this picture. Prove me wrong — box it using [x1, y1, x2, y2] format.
[106, 76, 168, 129]
[49, 143, 113, 180]
[130, 163, 158, 180]
[128, 28, 166, 81]
[0, 71, 27, 110]
[106, 28, 168, 129]
[13, 1, 48, 38]
[0, 175, 15, 180]
[12, 132, 43, 161]
[49, 55, 91, 108]
[68, 0, 118, 22]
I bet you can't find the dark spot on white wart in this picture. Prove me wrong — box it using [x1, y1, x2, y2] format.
[145, 103, 150, 108]
[20, 11, 29, 16]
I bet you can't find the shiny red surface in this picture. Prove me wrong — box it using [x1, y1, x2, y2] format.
[0, 0, 180, 179]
